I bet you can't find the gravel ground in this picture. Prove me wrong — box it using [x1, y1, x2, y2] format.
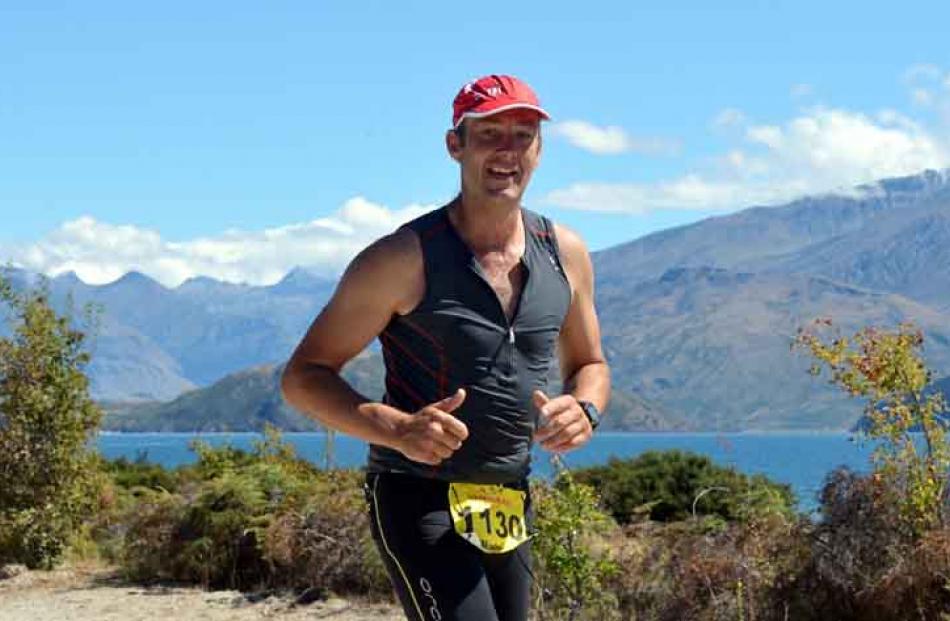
[0, 563, 404, 621]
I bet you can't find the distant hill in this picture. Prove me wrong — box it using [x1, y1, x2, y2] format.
[4, 266, 338, 401]
[102, 350, 682, 432]
[102, 350, 382, 432]
[594, 169, 950, 299]
[8, 168, 950, 430]
[758, 208, 950, 309]
[598, 267, 950, 429]
[86, 316, 195, 401]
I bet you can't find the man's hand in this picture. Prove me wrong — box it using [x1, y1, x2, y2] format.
[533, 390, 593, 453]
[391, 389, 469, 465]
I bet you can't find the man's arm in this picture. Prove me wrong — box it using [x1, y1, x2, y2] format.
[533, 223, 611, 452]
[281, 228, 468, 465]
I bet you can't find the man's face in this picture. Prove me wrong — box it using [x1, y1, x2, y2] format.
[447, 109, 542, 205]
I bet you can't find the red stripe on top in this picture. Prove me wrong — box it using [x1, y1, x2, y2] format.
[381, 331, 440, 381]
[381, 355, 427, 409]
[400, 317, 448, 397]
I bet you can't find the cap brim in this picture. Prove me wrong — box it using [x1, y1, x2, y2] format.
[454, 103, 551, 128]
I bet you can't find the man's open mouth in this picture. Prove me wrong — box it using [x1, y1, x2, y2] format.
[488, 166, 517, 180]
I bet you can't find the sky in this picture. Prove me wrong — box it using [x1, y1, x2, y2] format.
[2, 1, 950, 287]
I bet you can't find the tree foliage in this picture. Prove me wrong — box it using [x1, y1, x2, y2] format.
[796, 320, 950, 536]
[115, 428, 389, 595]
[532, 465, 619, 621]
[573, 450, 796, 525]
[0, 274, 103, 568]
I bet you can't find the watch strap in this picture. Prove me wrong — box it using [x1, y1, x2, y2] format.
[578, 400, 601, 430]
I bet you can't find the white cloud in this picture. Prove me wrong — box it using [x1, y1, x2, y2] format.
[711, 108, 745, 130]
[746, 125, 784, 149]
[3, 198, 432, 287]
[550, 120, 679, 156]
[718, 150, 769, 176]
[543, 105, 950, 214]
[544, 177, 808, 215]
[766, 108, 945, 179]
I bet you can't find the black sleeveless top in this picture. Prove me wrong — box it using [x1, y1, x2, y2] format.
[366, 206, 572, 483]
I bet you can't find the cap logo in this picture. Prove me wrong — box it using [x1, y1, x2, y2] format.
[463, 81, 502, 99]
[452, 74, 550, 127]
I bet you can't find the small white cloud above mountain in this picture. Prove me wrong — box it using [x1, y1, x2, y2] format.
[3, 198, 431, 287]
[749, 107, 945, 180]
[543, 176, 805, 215]
[543, 102, 950, 214]
[550, 120, 679, 155]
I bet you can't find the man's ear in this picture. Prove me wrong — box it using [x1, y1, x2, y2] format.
[446, 129, 463, 162]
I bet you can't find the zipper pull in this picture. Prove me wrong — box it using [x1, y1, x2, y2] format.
[509, 327, 516, 344]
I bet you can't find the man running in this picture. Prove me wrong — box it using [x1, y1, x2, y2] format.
[281, 74, 610, 621]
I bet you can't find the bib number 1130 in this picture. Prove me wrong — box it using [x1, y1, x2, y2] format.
[459, 506, 524, 540]
[448, 482, 528, 554]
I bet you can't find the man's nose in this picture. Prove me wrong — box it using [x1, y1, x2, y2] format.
[495, 131, 518, 152]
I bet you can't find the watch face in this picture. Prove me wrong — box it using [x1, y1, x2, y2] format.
[581, 401, 601, 429]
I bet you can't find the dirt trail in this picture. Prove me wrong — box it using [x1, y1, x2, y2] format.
[0, 563, 403, 621]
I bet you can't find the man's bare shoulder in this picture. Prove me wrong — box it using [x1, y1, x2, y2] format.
[351, 226, 420, 272]
[342, 226, 423, 315]
[553, 222, 593, 273]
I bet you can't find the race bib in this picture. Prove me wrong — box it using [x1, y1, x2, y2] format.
[448, 482, 528, 554]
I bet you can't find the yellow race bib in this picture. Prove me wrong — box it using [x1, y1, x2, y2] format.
[448, 482, 529, 554]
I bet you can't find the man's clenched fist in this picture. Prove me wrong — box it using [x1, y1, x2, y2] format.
[392, 388, 469, 465]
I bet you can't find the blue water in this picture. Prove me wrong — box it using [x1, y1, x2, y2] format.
[95, 431, 879, 514]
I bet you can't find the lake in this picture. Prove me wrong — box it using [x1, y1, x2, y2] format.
[95, 431, 881, 514]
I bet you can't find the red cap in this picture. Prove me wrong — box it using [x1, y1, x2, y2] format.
[451, 74, 551, 129]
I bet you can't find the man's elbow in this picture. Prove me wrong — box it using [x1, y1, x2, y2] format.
[280, 358, 311, 410]
[279, 361, 298, 406]
[280, 358, 338, 410]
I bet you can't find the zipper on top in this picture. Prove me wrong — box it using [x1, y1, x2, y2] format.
[443, 206, 531, 373]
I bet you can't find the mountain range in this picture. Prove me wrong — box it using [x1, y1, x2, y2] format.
[5, 169, 950, 431]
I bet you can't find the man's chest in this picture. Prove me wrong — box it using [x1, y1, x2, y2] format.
[476, 254, 525, 321]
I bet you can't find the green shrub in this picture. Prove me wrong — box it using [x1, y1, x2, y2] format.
[604, 513, 812, 621]
[102, 454, 180, 494]
[0, 275, 103, 569]
[115, 432, 388, 597]
[797, 321, 950, 535]
[774, 468, 950, 621]
[118, 489, 189, 583]
[262, 469, 390, 598]
[786, 322, 950, 619]
[573, 450, 796, 524]
[532, 469, 620, 621]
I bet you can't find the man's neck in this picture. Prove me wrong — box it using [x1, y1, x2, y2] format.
[448, 194, 524, 254]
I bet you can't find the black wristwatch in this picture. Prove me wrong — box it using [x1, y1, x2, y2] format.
[578, 400, 601, 430]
